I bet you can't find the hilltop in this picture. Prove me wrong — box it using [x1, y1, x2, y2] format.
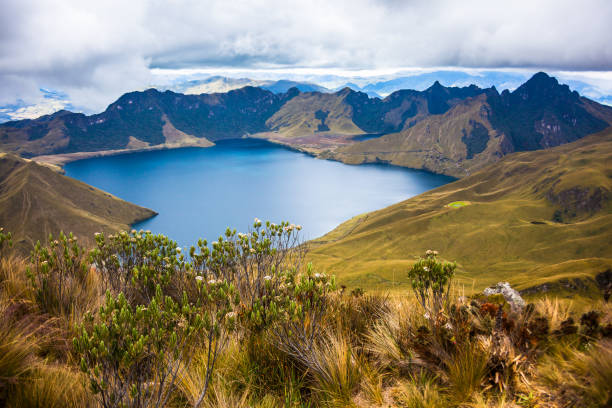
[326, 73, 612, 177]
[1, 73, 611, 176]
[308, 126, 612, 296]
[0, 153, 156, 253]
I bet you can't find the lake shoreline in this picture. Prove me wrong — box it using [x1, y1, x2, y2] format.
[31, 139, 216, 167]
[64, 138, 455, 247]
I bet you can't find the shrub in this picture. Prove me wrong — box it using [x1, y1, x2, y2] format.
[407, 250, 456, 327]
[0, 227, 12, 257]
[27, 232, 95, 318]
[190, 219, 307, 332]
[74, 280, 236, 408]
[89, 230, 187, 305]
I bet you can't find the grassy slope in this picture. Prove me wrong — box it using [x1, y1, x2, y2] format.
[0, 153, 156, 253]
[265, 89, 364, 137]
[308, 127, 612, 294]
[329, 94, 505, 178]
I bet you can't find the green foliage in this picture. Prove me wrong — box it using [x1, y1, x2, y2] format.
[74, 281, 236, 408]
[90, 230, 186, 305]
[27, 232, 89, 316]
[190, 219, 305, 329]
[407, 250, 456, 325]
[76, 227, 246, 408]
[0, 227, 12, 257]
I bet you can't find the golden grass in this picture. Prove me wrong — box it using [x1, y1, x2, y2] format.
[444, 343, 490, 404]
[1, 247, 612, 408]
[391, 375, 447, 408]
[309, 128, 612, 296]
[6, 365, 93, 408]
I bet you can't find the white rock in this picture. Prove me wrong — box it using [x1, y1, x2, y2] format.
[483, 281, 525, 313]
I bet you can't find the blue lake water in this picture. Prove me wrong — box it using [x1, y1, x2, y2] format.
[64, 139, 454, 248]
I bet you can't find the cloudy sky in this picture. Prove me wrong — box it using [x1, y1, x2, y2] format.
[1, 0, 612, 118]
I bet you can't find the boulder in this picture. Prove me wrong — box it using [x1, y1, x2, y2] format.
[484, 282, 526, 313]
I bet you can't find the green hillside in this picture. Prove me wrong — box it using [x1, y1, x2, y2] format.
[328, 74, 612, 177]
[265, 89, 363, 137]
[0, 153, 156, 253]
[308, 127, 612, 295]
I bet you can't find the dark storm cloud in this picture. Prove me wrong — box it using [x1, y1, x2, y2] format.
[1, 0, 611, 112]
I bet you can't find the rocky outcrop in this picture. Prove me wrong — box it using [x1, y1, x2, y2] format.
[484, 282, 526, 312]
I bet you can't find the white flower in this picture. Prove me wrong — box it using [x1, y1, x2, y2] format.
[249, 248, 256, 253]
[212, 241, 218, 246]
[254, 217, 260, 223]
[94, 232, 101, 237]
[263, 275, 272, 281]
[296, 225, 302, 230]
[131, 229, 137, 234]
[444, 322, 453, 330]
[208, 279, 217, 285]
[176, 247, 182, 253]
[195, 276, 204, 282]
[314, 273, 322, 279]
[424, 312, 430, 320]
[423, 266, 429, 272]
[226, 312, 236, 319]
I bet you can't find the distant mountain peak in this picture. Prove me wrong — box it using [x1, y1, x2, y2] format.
[512, 71, 574, 101]
[428, 80, 445, 91]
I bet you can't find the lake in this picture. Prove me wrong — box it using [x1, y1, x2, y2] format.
[64, 139, 454, 248]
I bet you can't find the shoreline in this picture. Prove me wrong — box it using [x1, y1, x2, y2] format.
[32, 140, 216, 167]
[30, 134, 461, 180]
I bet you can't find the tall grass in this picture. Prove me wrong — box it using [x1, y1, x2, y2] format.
[534, 296, 573, 331]
[444, 342, 489, 404]
[537, 339, 612, 407]
[2, 236, 612, 408]
[391, 374, 446, 408]
[0, 300, 40, 403]
[5, 365, 93, 408]
[303, 332, 361, 406]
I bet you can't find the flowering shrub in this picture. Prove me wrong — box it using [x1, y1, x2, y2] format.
[273, 264, 337, 358]
[89, 230, 187, 305]
[74, 286, 206, 408]
[27, 231, 89, 316]
[190, 219, 307, 332]
[407, 250, 456, 327]
[74, 230, 239, 407]
[0, 227, 11, 256]
[189, 219, 337, 363]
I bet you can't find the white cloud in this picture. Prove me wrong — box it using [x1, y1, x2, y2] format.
[1, 0, 611, 113]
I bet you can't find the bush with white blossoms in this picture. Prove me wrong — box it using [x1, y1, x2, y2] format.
[73, 281, 236, 408]
[0, 227, 11, 256]
[407, 250, 456, 328]
[272, 263, 337, 359]
[27, 231, 89, 316]
[190, 218, 309, 333]
[90, 230, 187, 305]
[75, 229, 239, 408]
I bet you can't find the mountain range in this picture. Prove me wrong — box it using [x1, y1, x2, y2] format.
[165, 75, 328, 95]
[1, 72, 611, 295]
[1, 72, 611, 178]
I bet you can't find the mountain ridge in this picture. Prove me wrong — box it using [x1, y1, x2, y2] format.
[0, 153, 157, 254]
[1, 72, 611, 177]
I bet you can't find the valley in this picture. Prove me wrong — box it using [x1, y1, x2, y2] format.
[0, 72, 611, 297]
